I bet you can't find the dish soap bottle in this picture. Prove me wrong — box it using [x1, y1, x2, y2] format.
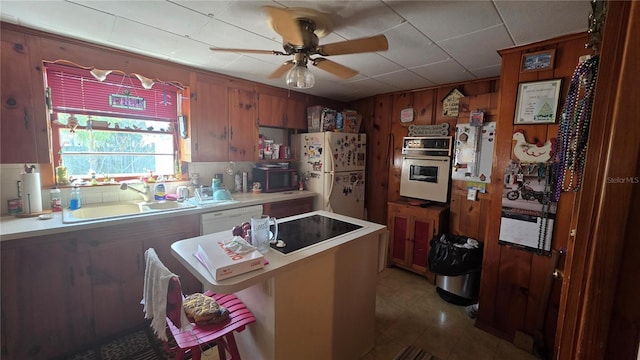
[69, 185, 81, 210]
[154, 181, 166, 200]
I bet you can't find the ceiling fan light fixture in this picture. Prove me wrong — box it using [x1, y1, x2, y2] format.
[285, 63, 315, 89]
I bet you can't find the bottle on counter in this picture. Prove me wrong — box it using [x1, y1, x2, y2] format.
[154, 181, 166, 200]
[50, 186, 62, 212]
[69, 185, 81, 210]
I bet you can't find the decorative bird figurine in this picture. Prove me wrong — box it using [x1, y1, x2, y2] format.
[512, 130, 556, 163]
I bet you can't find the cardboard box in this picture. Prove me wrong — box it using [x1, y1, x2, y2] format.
[194, 243, 264, 280]
[342, 110, 361, 133]
[307, 105, 324, 132]
[321, 108, 337, 132]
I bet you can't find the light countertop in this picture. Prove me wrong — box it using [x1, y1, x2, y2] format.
[171, 210, 388, 294]
[0, 191, 316, 241]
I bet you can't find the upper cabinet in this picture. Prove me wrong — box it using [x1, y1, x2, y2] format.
[1, 30, 50, 164]
[257, 89, 308, 130]
[228, 84, 258, 161]
[190, 74, 229, 162]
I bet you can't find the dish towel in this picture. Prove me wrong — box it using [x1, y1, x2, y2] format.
[142, 248, 191, 341]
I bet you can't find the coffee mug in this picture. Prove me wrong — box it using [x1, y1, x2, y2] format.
[176, 186, 189, 201]
[251, 215, 278, 254]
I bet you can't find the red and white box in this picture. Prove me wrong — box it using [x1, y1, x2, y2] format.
[194, 242, 264, 281]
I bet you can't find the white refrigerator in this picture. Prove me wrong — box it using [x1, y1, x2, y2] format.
[298, 132, 366, 219]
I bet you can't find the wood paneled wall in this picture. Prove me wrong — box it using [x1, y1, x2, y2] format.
[351, 80, 499, 225]
[476, 33, 592, 356]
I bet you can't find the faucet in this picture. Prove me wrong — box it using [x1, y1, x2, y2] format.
[120, 182, 152, 202]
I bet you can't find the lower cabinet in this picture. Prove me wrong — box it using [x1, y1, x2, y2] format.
[387, 201, 448, 283]
[263, 197, 313, 219]
[0, 214, 200, 360]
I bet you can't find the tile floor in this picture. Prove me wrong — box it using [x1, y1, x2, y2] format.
[204, 266, 539, 360]
[363, 267, 539, 360]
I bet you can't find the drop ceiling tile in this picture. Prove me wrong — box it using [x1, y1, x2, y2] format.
[71, 0, 211, 37]
[278, 0, 404, 38]
[410, 60, 476, 85]
[373, 69, 435, 91]
[382, 22, 449, 68]
[1, 1, 116, 42]
[469, 64, 501, 79]
[210, 1, 280, 42]
[108, 17, 189, 59]
[386, 0, 503, 42]
[170, 40, 242, 70]
[437, 25, 511, 70]
[191, 18, 281, 51]
[170, 0, 233, 18]
[495, 1, 590, 44]
[326, 53, 403, 77]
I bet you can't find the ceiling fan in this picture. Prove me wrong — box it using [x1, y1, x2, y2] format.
[209, 6, 389, 89]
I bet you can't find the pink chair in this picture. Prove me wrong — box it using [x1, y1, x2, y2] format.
[163, 276, 256, 360]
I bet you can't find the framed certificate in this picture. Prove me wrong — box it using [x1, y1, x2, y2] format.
[514, 79, 562, 125]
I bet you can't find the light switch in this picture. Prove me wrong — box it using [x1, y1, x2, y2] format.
[467, 188, 478, 201]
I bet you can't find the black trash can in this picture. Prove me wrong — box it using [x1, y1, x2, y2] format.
[428, 233, 483, 305]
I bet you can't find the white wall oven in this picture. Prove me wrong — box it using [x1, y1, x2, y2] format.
[399, 136, 453, 203]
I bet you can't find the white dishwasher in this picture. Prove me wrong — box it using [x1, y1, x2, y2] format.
[200, 205, 263, 235]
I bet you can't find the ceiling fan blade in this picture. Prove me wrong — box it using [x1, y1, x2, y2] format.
[317, 34, 389, 56]
[269, 61, 295, 79]
[210, 47, 283, 55]
[263, 6, 304, 46]
[312, 58, 358, 79]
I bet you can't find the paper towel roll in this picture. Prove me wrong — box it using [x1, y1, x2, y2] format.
[20, 172, 43, 213]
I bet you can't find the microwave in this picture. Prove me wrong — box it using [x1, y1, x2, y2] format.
[252, 167, 298, 193]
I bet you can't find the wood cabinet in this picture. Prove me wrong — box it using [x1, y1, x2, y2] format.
[258, 92, 287, 127]
[228, 85, 257, 161]
[286, 93, 308, 130]
[1, 235, 93, 360]
[387, 201, 448, 283]
[263, 197, 313, 219]
[1, 29, 49, 164]
[258, 91, 307, 130]
[190, 74, 229, 162]
[190, 75, 258, 162]
[0, 214, 200, 360]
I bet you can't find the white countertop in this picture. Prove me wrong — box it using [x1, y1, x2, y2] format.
[171, 210, 388, 294]
[0, 191, 316, 241]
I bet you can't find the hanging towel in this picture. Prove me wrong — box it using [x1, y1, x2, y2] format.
[142, 248, 191, 341]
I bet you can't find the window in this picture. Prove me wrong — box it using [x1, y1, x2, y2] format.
[45, 62, 184, 181]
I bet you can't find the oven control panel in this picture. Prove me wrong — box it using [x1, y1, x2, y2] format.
[402, 136, 452, 156]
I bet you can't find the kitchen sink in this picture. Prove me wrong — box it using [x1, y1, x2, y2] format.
[62, 200, 196, 223]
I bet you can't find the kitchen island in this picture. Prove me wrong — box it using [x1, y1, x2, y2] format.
[171, 210, 388, 360]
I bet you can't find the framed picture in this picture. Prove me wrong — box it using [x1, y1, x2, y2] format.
[521, 50, 555, 72]
[514, 79, 562, 125]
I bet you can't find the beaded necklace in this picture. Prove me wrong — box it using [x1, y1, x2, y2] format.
[553, 55, 600, 202]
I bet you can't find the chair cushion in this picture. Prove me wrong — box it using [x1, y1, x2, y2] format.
[183, 293, 230, 325]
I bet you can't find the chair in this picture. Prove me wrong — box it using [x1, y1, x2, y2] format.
[143, 248, 256, 360]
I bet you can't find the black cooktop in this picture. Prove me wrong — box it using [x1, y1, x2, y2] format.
[270, 214, 363, 254]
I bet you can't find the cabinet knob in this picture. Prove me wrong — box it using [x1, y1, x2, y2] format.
[5, 97, 17, 108]
[13, 43, 25, 54]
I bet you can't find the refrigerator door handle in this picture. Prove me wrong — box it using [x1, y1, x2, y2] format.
[326, 172, 335, 211]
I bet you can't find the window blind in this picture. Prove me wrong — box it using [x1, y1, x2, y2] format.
[45, 63, 179, 122]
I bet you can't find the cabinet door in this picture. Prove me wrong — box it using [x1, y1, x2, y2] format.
[286, 96, 308, 130]
[388, 212, 410, 266]
[258, 93, 286, 127]
[228, 87, 257, 161]
[263, 197, 313, 219]
[1, 237, 93, 359]
[411, 216, 434, 275]
[89, 238, 145, 338]
[192, 76, 229, 162]
[1, 30, 44, 164]
[143, 215, 201, 294]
